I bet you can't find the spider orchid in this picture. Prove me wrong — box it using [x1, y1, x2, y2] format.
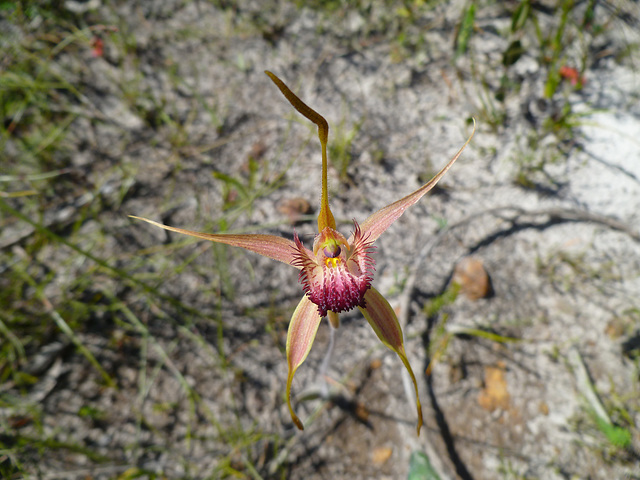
[131, 71, 474, 434]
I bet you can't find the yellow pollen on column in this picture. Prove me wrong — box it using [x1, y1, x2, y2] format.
[325, 257, 340, 268]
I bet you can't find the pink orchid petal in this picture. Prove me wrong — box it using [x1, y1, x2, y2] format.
[353, 121, 475, 244]
[359, 287, 424, 435]
[286, 295, 323, 430]
[130, 216, 300, 267]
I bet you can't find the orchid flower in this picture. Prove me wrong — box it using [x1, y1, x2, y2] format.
[131, 71, 474, 434]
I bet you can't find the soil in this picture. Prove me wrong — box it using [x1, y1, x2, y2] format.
[2, 1, 640, 479]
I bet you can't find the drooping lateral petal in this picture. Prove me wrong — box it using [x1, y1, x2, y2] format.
[358, 287, 424, 435]
[354, 120, 475, 244]
[130, 216, 300, 268]
[286, 295, 323, 430]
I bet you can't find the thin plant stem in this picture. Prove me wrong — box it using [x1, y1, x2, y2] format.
[318, 318, 338, 398]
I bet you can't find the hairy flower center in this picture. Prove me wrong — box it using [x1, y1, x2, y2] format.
[292, 224, 375, 316]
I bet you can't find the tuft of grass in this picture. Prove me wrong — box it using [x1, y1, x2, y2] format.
[454, 2, 476, 60]
[466, 0, 633, 187]
[0, 3, 297, 476]
[328, 116, 364, 184]
[424, 283, 522, 375]
[593, 413, 632, 449]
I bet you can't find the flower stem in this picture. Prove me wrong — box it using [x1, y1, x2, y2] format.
[319, 314, 338, 398]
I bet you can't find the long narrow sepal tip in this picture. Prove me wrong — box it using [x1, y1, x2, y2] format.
[287, 380, 304, 430]
[292, 414, 304, 431]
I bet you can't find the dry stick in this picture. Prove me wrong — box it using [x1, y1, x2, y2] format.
[567, 346, 612, 425]
[398, 204, 640, 341]
[394, 222, 469, 480]
[509, 207, 640, 242]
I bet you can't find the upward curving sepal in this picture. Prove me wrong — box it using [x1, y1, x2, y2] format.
[353, 120, 475, 245]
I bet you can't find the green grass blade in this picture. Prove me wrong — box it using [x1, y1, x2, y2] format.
[408, 451, 441, 480]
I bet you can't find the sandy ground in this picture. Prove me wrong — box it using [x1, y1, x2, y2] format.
[2, 1, 640, 479]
